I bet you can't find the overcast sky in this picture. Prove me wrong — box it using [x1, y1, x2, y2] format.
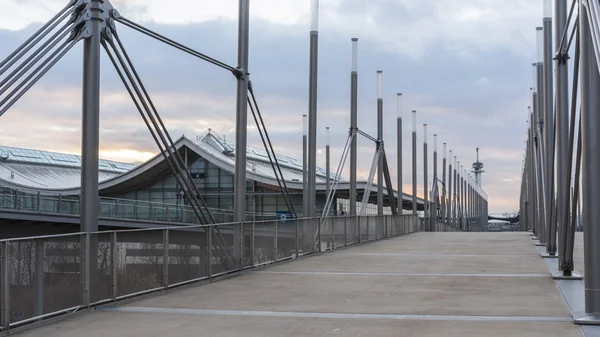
[0, 0, 544, 213]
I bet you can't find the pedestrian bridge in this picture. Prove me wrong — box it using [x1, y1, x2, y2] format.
[1, 217, 595, 337]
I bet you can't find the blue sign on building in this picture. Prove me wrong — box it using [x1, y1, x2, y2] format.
[276, 211, 292, 223]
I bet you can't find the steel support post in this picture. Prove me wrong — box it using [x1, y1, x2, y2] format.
[81, 0, 102, 234]
[307, 0, 319, 217]
[433, 135, 438, 228]
[441, 144, 447, 225]
[543, 13, 557, 255]
[234, 0, 250, 270]
[303, 115, 308, 216]
[459, 169, 463, 230]
[326, 127, 331, 206]
[350, 38, 358, 216]
[377, 71, 384, 216]
[412, 111, 417, 214]
[533, 89, 544, 241]
[529, 115, 538, 237]
[464, 173, 468, 230]
[454, 158, 458, 228]
[555, 0, 570, 270]
[448, 150, 453, 225]
[536, 50, 548, 244]
[423, 125, 429, 230]
[576, 2, 600, 322]
[397, 94, 403, 215]
[455, 161, 460, 229]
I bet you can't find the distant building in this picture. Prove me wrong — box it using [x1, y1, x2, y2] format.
[0, 131, 423, 233]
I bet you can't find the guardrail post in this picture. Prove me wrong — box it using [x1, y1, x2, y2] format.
[331, 218, 335, 250]
[82, 233, 90, 307]
[251, 221, 255, 266]
[2, 241, 9, 332]
[13, 190, 18, 210]
[318, 217, 322, 252]
[207, 225, 213, 278]
[366, 216, 370, 241]
[57, 194, 62, 213]
[357, 216, 361, 243]
[111, 231, 117, 301]
[240, 222, 245, 268]
[133, 200, 138, 219]
[344, 216, 347, 247]
[37, 192, 41, 212]
[274, 220, 278, 262]
[163, 229, 169, 289]
[115, 199, 119, 218]
[295, 219, 299, 258]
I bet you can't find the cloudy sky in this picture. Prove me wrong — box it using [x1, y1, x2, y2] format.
[0, 0, 543, 213]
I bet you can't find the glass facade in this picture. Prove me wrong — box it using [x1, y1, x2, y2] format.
[110, 153, 335, 219]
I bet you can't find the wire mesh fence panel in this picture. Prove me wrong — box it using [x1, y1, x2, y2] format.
[91, 233, 112, 304]
[116, 230, 164, 297]
[298, 218, 317, 255]
[394, 216, 401, 236]
[8, 234, 84, 325]
[253, 221, 275, 265]
[385, 216, 391, 237]
[319, 218, 333, 251]
[376, 216, 384, 240]
[358, 217, 367, 242]
[211, 224, 241, 275]
[333, 218, 346, 248]
[370, 217, 379, 241]
[277, 220, 294, 260]
[346, 216, 358, 245]
[167, 228, 207, 286]
[244, 223, 253, 268]
[8, 239, 36, 325]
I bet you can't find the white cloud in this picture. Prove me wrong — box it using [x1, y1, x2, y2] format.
[1, 0, 541, 59]
[473, 77, 491, 87]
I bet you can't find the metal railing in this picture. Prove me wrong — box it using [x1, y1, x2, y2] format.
[0, 214, 420, 332]
[0, 189, 277, 225]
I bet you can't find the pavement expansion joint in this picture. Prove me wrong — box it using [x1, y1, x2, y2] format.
[254, 271, 550, 277]
[102, 306, 573, 323]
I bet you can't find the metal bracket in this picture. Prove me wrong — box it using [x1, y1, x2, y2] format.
[71, 0, 115, 42]
[233, 67, 246, 80]
[555, 51, 570, 64]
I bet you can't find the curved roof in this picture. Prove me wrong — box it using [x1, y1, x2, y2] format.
[0, 133, 423, 204]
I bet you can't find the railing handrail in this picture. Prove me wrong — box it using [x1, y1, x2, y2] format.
[0, 214, 419, 243]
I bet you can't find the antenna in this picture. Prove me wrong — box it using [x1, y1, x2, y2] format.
[472, 148, 484, 187]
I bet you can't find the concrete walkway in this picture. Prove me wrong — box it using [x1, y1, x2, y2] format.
[15, 232, 582, 336]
